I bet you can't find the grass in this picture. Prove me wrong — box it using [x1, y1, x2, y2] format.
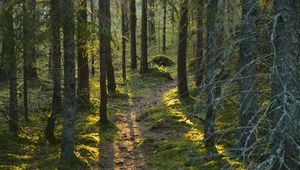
[0, 26, 248, 169]
[0, 63, 173, 169]
[137, 85, 245, 170]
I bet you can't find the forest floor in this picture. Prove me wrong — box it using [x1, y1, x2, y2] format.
[99, 74, 176, 170]
[0, 51, 245, 169]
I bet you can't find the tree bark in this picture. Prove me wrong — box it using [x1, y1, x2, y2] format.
[148, 0, 155, 44]
[60, 0, 76, 163]
[105, 1, 116, 93]
[204, 0, 218, 148]
[177, 0, 189, 99]
[272, 1, 300, 169]
[121, 0, 128, 81]
[45, 0, 62, 145]
[3, 0, 18, 135]
[162, 0, 167, 54]
[140, 0, 148, 73]
[238, 0, 258, 151]
[90, 0, 96, 75]
[195, 0, 204, 87]
[0, 3, 8, 82]
[77, 0, 90, 110]
[27, 0, 38, 79]
[130, 0, 137, 70]
[99, 0, 110, 124]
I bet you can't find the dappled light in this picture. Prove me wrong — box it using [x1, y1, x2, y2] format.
[1, 0, 299, 169]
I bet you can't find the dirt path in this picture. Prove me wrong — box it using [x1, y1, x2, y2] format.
[99, 79, 176, 170]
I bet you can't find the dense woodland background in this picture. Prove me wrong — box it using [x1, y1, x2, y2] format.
[0, 0, 300, 169]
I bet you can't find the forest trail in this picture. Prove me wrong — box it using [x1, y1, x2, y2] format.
[99, 79, 176, 170]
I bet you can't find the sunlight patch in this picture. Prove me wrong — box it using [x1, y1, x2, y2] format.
[80, 133, 100, 144]
[86, 114, 99, 125]
[184, 128, 204, 141]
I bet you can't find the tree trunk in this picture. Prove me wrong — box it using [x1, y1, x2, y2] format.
[177, 0, 189, 99]
[99, 0, 110, 124]
[90, 0, 96, 75]
[148, 0, 155, 44]
[0, 9, 8, 82]
[27, 0, 38, 79]
[140, 0, 148, 73]
[121, 0, 128, 81]
[195, 0, 204, 87]
[215, 0, 225, 97]
[45, 0, 62, 145]
[22, 1, 30, 121]
[105, 2, 116, 93]
[162, 0, 167, 54]
[3, 0, 18, 135]
[130, 0, 137, 70]
[77, 0, 90, 110]
[204, 0, 218, 148]
[272, 1, 300, 169]
[238, 0, 258, 151]
[60, 0, 76, 164]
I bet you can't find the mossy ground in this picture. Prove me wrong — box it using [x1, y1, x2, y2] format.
[0, 38, 247, 169]
[137, 84, 245, 170]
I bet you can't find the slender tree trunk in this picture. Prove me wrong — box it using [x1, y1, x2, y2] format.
[23, 1, 29, 121]
[60, 0, 76, 163]
[238, 0, 258, 151]
[195, 0, 204, 87]
[77, 0, 90, 110]
[99, 0, 110, 124]
[140, 0, 148, 73]
[171, 6, 175, 44]
[177, 0, 189, 99]
[162, 0, 167, 54]
[204, 0, 218, 148]
[0, 20, 8, 82]
[90, 0, 95, 75]
[121, 0, 128, 81]
[45, 0, 62, 145]
[130, 0, 137, 70]
[28, 0, 38, 79]
[105, 3, 116, 93]
[148, 0, 155, 44]
[272, 1, 300, 169]
[215, 0, 225, 97]
[3, 0, 18, 135]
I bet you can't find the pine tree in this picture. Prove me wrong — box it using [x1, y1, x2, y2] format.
[238, 0, 258, 151]
[130, 0, 137, 70]
[177, 0, 189, 98]
[77, 0, 90, 110]
[60, 0, 76, 163]
[99, 0, 111, 124]
[45, 0, 62, 145]
[140, 0, 148, 73]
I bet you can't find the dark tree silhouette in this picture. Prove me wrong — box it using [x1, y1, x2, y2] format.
[204, 0, 218, 148]
[177, 0, 189, 98]
[3, 0, 18, 135]
[121, 0, 128, 81]
[238, 0, 258, 150]
[195, 0, 204, 87]
[45, 0, 62, 145]
[99, 0, 110, 124]
[130, 0, 137, 70]
[272, 0, 300, 169]
[77, 0, 90, 110]
[60, 0, 76, 163]
[140, 0, 148, 73]
[162, 0, 167, 54]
